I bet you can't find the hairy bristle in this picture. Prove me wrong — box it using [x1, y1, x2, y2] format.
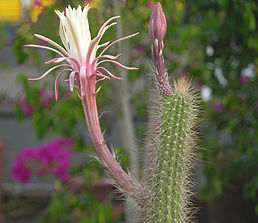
[173, 76, 192, 95]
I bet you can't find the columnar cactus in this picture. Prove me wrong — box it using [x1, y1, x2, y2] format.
[143, 77, 199, 222]
[141, 3, 200, 222]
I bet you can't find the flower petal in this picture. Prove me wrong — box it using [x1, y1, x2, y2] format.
[55, 69, 72, 101]
[24, 44, 65, 57]
[34, 34, 69, 57]
[69, 71, 76, 92]
[45, 57, 68, 64]
[79, 66, 87, 98]
[55, 5, 91, 63]
[97, 16, 120, 36]
[99, 32, 139, 56]
[94, 54, 122, 63]
[28, 64, 71, 81]
[97, 67, 123, 80]
[97, 60, 139, 71]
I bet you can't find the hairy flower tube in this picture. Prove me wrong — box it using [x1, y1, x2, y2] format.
[25, 5, 138, 101]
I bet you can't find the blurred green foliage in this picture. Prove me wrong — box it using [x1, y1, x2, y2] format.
[40, 162, 123, 223]
[42, 184, 117, 223]
[8, 0, 258, 220]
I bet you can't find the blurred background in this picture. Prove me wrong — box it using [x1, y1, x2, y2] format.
[0, 0, 257, 222]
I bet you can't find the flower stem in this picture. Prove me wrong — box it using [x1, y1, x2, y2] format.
[81, 92, 136, 194]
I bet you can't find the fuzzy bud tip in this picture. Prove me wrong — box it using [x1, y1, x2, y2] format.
[149, 2, 167, 43]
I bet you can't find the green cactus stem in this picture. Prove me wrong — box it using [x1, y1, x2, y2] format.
[144, 77, 199, 223]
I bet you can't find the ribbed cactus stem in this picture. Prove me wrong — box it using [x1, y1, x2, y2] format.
[144, 77, 198, 223]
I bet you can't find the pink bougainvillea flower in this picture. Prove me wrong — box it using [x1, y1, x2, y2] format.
[11, 138, 73, 183]
[39, 88, 53, 108]
[18, 97, 35, 116]
[25, 5, 138, 101]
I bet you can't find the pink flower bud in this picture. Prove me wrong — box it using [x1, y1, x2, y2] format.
[149, 2, 167, 43]
[148, 2, 171, 97]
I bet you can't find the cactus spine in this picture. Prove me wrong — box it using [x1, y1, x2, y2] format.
[143, 77, 199, 223]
